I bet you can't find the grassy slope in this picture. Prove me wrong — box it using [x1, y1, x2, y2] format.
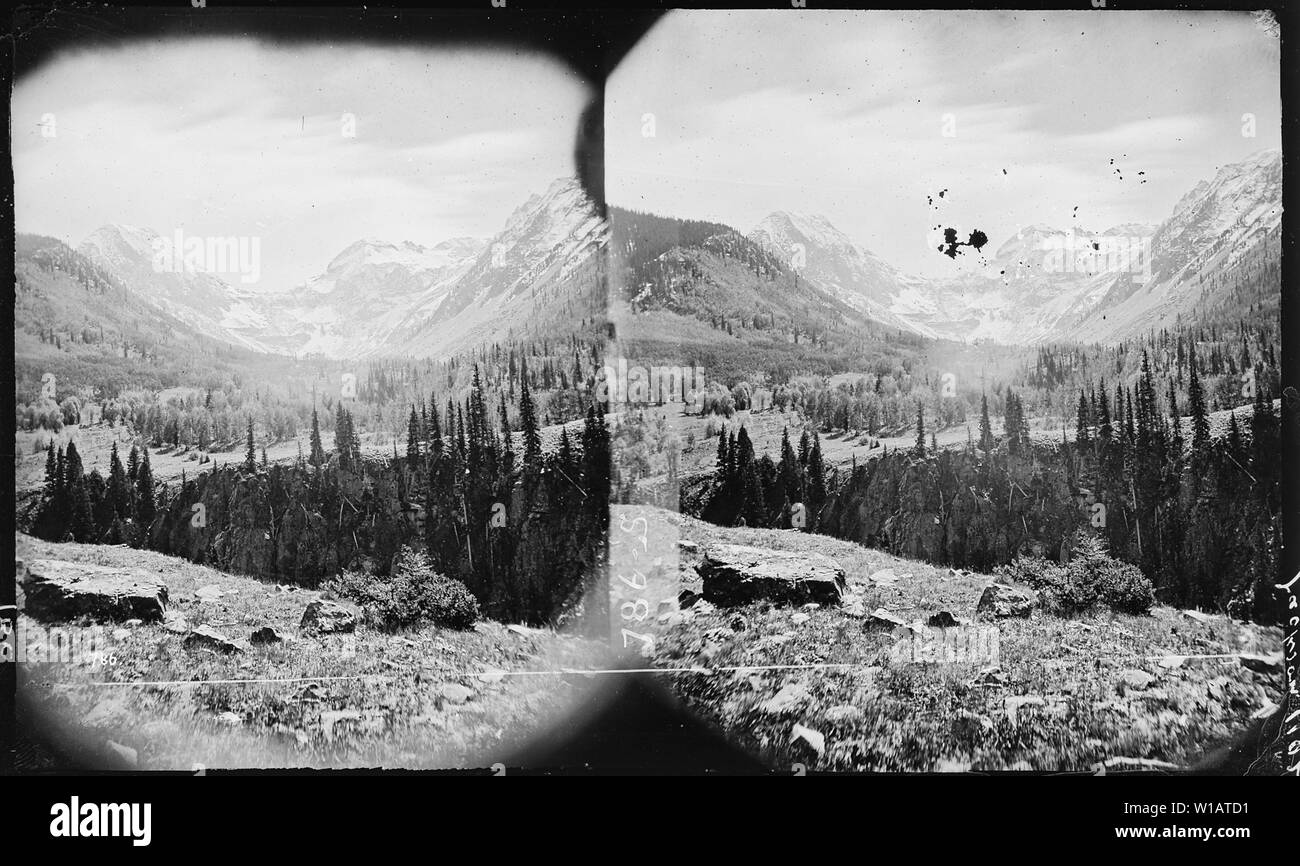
[16, 533, 610, 770]
[622, 505, 1282, 772]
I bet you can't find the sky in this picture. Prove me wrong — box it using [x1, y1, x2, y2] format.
[13, 39, 591, 290]
[607, 10, 1281, 278]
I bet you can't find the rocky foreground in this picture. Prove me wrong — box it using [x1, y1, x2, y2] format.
[13, 533, 609, 770]
[622, 505, 1284, 772]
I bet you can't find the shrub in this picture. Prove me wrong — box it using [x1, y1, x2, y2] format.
[996, 535, 1154, 616]
[326, 545, 479, 631]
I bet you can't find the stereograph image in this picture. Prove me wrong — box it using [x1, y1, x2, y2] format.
[9, 7, 1291, 776]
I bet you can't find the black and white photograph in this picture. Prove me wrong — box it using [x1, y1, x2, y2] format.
[604, 8, 1288, 774]
[2, 0, 1298, 839]
[12, 21, 614, 770]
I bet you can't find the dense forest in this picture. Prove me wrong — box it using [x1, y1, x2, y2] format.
[28, 368, 611, 627]
[680, 356, 1281, 624]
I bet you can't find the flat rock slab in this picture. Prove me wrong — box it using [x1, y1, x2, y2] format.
[184, 625, 243, 654]
[22, 559, 167, 623]
[698, 544, 845, 607]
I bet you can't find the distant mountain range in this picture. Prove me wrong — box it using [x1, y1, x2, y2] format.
[745, 149, 1280, 344]
[47, 177, 605, 361]
[18, 152, 1280, 365]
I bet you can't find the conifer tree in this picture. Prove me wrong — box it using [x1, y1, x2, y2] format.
[407, 406, 422, 468]
[978, 394, 994, 451]
[309, 408, 325, 468]
[914, 402, 926, 456]
[245, 417, 257, 471]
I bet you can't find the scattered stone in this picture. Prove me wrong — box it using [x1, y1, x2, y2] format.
[250, 626, 285, 645]
[163, 611, 190, 634]
[975, 666, 1006, 686]
[104, 740, 137, 767]
[791, 612, 810, 625]
[803, 602, 821, 611]
[195, 585, 226, 602]
[976, 582, 1038, 619]
[1239, 652, 1282, 675]
[124, 618, 143, 628]
[656, 598, 677, 616]
[112, 628, 131, 641]
[869, 569, 898, 587]
[866, 608, 909, 630]
[927, 610, 959, 628]
[300, 600, 357, 634]
[184, 625, 243, 654]
[22, 559, 168, 623]
[790, 723, 825, 756]
[217, 711, 242, 726]
[476, 668, 507, 685]
[678, 540, 699, 553]
[440, 683, 474, 705]
[698, 544, 845, 607]
[1118, 669, 1156, 694]
[678, 589, 701, 609]
[760, 682, 809, 715]
[1182, 609, 1212, 623]
[1157, 655, 1186, 670]
[728, 613, 749, 632]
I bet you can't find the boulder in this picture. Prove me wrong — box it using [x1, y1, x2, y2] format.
[300, 600, 357, 634]
[184, 625, 242, 654]
[698, 544, 845, 607]
[250, 626, 285, 645]
[1118, 669, 1156, 694]
[976, 582, 1038, 619]
[927, 610, 960, 628]
[22, 559, 167, 623]
[1239, 652, 1282, 675]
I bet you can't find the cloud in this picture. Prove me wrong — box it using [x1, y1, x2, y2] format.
[14, 39, 591, 290]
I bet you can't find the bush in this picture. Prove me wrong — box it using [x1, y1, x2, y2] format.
[326, 545, 479, 631]
[996, 534, 1154, 616]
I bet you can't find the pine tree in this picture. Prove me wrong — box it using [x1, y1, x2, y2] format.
[43, 441, 57, 490]
[406, 406, 422, 468]
[136, 447, 156, 529]
[245, 417, 257, 471]
[519, 370, 542, 470]
[1188, 340, 1209, 451]
[808, 432, 827, 507]
[914, 402, 926, 456]
[309, 408, 325, 468]
[108, 441, 130, 517]
[978, 394, 994, 451]
[1076, 391, 1091, 445]
[127, 444, 140, 481]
